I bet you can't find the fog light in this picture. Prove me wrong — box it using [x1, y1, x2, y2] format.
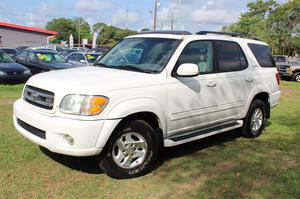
[64, 135, 74, 146]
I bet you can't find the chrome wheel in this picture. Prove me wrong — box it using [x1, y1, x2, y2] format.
[112, 132, 148, 169]
[295, 74, 300, 82]
[250, 108, 263, 133]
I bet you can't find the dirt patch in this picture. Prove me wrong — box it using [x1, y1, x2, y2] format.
[216, 161, 238, 171]
[281, 159, 299, 170]
[0, 98, 16, 105]
[253, 176, 272, 188]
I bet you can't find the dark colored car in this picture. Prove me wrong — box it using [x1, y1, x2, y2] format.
[88, 46, 110, 54]
[14, 49, 74, 74]
[59, 49, 80, 57]
[16, 46, 30, 52]
[66, 52, 102, 66]
[0, 48, 18, 58]
[0, 50, 31, 84]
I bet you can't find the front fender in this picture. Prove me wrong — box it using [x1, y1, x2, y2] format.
[106, 97, 167, 136]
[241, 84, 271, 118]
[95, 98, 167, 149]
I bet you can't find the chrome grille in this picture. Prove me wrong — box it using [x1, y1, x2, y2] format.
[279, 65, 289, 73]
[23, 85, 54, 110]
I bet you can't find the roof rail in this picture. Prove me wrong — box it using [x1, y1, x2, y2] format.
[139, 30, 192, 35]
[196, 31, 262, 41]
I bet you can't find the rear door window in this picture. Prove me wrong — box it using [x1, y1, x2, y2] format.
[215, 41, 248, 72]
[248, 43, 275, 67]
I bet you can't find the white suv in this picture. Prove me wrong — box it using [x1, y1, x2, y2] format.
[13, 31, 281, 178]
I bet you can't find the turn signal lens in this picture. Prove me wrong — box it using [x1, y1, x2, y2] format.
[60, 95, 109, 116]
[81, 96, 109, 116]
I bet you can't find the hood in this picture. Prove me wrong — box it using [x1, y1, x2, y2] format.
[0, 62, 29, 72]
[44, 62, 73, 69]
[26, 67, 163, 94]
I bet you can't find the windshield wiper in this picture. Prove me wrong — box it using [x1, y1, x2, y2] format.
[119, 65, 155, 74]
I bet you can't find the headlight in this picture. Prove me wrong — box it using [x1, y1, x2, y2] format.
[59, 95, 109, 116]
[23, 69, 31, 75]
[0, 71, 6, 75]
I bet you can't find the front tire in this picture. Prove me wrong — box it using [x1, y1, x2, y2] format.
[292, 72, 300, 82]
[241, 99, 266, 138]
[99, 120, 158, 179]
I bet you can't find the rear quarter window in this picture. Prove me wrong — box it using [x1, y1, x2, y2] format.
[248, 43, 275, 67]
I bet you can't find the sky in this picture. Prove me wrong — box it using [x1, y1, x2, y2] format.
[0, 0, 286, 33]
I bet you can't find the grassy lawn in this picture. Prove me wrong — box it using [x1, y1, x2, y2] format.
[0, 81, 299, 198]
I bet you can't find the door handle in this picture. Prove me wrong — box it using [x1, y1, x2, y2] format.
[246, 77, 254, 82]
[206, 80, 217, 87]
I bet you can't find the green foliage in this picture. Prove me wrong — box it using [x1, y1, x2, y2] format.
[93, 23, 137, 47]
[46, 18, 137, 46]
[223, 0, 300, 56]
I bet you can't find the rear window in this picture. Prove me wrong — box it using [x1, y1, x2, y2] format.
[248, 43, 275, 67]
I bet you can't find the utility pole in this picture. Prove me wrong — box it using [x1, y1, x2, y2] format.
[125, 8, 129, 29]
[178, 0, 182, 30]
[78, 20, 81, 47]
[153, 0, 158, 30]
[171, 12, 174, 30]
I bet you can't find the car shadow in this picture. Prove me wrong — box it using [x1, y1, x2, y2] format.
[39, 147, 103, 174]
[40, 129, 242, 175]
[154, 129, 242, 169]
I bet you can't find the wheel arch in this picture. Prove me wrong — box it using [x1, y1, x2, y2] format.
[242, 86, 271, 119]
[96, 98, 166, 149]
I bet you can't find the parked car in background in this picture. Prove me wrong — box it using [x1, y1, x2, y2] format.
[59, 49, 79, 57]
[0, 50, 31, 83]
[70, 47, 89, 52]
[88, 46, 110, 54]
[14, 49, 73, 74]
[278, 60, 300, 82]
[0, 48, 18, 58]
[273, 55, 289, 66]
[66, 52, 102, 66]
[16, 46, 30, 52]
[44, 44, 68, 53]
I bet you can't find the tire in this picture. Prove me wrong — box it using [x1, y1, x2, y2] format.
[99, 120, 158, 179]
[292, 72, 300, 82]
[241, 99, 267, 138]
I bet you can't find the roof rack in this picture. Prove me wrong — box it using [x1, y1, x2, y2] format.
[139, 30, 192, 35]
[196, 31, 262, 41]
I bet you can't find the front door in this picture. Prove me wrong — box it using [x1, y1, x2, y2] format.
[167, 40, 219, 136]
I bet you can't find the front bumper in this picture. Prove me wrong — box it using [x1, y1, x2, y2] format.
[13, 99, 109, 156]
[0, 74, 30, 83]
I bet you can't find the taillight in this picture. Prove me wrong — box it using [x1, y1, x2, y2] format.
[275, 72, 280, 85]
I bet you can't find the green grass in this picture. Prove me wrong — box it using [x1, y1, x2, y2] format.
[0, 81, 299, 199]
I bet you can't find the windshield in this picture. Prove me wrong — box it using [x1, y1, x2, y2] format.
[274, 56, 286, 62]
[95, 38, 181, 73]
[0, 51, 14, 63]
[289, 60, 300, 65]
[35, 52, 66, 63]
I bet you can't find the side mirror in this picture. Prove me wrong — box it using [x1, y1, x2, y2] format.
[175, 63, 199, 77]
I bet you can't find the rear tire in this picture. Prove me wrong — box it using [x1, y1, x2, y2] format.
[99, 120, 158, 179]
[241, 99, 266, 138]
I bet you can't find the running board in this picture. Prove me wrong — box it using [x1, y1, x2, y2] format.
[164, 120, 243, 147]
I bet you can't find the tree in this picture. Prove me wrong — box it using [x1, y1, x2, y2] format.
[46, 18, 91, 44]
[46, 18, 76, 43]
[223, 0, 300, 56]
[93, 23, 137, 46]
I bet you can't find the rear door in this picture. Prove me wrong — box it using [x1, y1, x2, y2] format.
[213, 40, 249, 120]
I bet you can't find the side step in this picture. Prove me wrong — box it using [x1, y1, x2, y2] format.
[164, 120, 243, 147]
